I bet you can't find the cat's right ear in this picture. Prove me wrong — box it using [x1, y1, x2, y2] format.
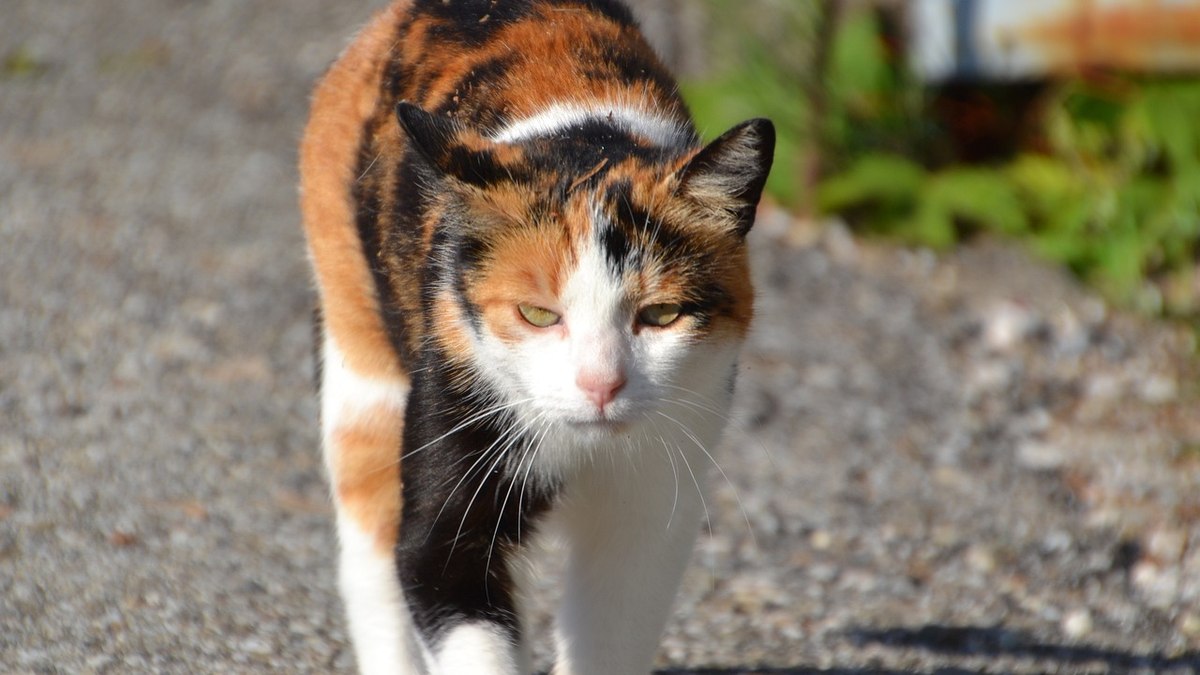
[676, 118, 775, 238]
[396, 102, 507, 187]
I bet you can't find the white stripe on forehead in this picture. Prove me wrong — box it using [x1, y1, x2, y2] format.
[561, 212, 627, 326]
[489, 103, 692, 148]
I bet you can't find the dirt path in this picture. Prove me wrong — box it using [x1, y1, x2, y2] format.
[2, 1, 1198, 673]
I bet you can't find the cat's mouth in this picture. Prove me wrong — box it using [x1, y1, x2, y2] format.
[566, 417, 631, 434]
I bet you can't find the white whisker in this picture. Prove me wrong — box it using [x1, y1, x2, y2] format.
[487, 410, 553, 576]
[655, 409, 756, 549]
[400, 396, 536, 463]
[445, 414, 536, 568]
[661, 383, 780, 472]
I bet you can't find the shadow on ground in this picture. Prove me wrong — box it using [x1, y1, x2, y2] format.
[849, 624, 1200, 671]
[648, 623, 1200, 674]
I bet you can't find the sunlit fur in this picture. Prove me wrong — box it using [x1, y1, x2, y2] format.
[300, 1, 773, 673]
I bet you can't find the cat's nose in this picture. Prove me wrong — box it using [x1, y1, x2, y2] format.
[576, 371, 626, 412]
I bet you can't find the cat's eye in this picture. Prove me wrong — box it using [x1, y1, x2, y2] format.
[518, 304, 560, 328]
[638, 303, 683, 328]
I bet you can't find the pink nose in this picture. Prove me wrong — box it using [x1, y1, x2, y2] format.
[576, 371, 626, 411]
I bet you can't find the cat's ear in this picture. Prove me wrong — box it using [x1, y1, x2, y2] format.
[676, 118, 775, 237]
[395, 101, 506, 187]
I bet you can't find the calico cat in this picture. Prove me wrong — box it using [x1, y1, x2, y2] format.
[299, 0, 773, 672]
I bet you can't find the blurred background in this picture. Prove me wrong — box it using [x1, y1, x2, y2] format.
[12, 0, 1199, 320]
[3, 0, 1200, 672]
[639, 0, 1200, 323]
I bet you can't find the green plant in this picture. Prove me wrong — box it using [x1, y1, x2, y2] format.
[819, 77, 1200, 315]
[686, 0, 1200, 318]
[681, 0, 813, 208]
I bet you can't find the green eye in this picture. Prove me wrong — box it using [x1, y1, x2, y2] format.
[638, 303, 682, 327]
[518, 304, 560, 328]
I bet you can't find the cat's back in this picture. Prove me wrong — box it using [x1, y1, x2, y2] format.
[299, 0, 409, 378]
[374, 0, 685, 130]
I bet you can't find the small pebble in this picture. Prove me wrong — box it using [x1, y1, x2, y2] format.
[809, 530, 833, 551]
[1138, 375, 1177, 404]
[241, 637, 273, 656]
[1179, 612, 1200, 637]
[1145, 526, 1186, 563]
[1131, 561, 1179, 609]
[1016, 440, 1066, 471]
[965, 544, 997, 574]
[981, 300, 1036, 352]
[1062, 608, 1093, 639]
[967, 359, 1013, 394]
[1085, 374, 1123, 400]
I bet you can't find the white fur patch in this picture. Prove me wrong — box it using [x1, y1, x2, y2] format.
[337, 518, 423, 675]
[551, 409, 723, 675]
[431, 622, 523, 674]
[489, 103, 691, 148]
[320, 338, 408, 465]
[320, 339, 408, 424]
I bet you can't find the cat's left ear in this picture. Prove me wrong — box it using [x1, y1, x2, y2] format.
[676, 118, 775, 237]
[396, 102, 507, 187]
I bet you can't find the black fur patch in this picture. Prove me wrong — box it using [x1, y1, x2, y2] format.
[399, 102, 524, 187]
[599, 218, 632, 272]
[605, 179, 692, 263]
[452, 236, 488, 329]
[416, 0, 537, 47]
[352, 129, 422, 366]
[397, 349, 558, 645]
[434, 54, 518, 131]
[527, 119, 666, 177]
[444, 146, 513, 186]
[581, 38, 677, 101]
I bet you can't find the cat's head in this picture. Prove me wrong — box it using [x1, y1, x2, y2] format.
[397, 102, 774, 455]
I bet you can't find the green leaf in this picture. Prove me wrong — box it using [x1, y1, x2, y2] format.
[923, 168, 1028, 236]
[817, 154, 925, 213]
[910, 202, 956, 249]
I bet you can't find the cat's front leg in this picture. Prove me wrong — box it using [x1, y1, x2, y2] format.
[396, 499, 532, 675]
[552, 445, 710, 675]
[396, 420, 547, 675]
[319, 336, 424, 675]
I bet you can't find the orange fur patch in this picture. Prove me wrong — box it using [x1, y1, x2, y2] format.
[301, 2, 410, 382]
[330, 404, 405, 554]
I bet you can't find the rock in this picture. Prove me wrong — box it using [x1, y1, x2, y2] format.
[809, 530, 833, 551]
[1138, 375, 1178, 404]
[981, 300, 1037, 353]
[965, 544, 997, 574]
[1016, 440, 1066, 471]
[1145, 526, 1187, 564]
[1179, 612, 1200, 638]
[240, 636, 273, 656]
[1131, 561, 1180, 609]
[1061, 608, 1093, 639]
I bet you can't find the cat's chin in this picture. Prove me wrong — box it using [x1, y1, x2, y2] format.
[563, 416, 635, 437]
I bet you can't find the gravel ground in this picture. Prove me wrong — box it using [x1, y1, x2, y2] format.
[3, 2, 1199, 673]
